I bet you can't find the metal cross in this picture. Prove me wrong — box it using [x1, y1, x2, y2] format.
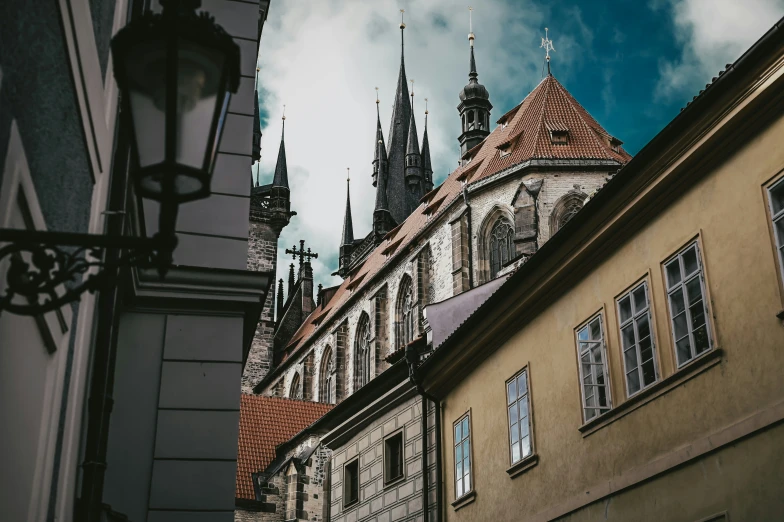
[541, 27, 555, 62]
[286, 239, 318, 267]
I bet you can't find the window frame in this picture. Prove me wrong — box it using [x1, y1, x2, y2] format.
[574, 311, 612, 423]
[489, 216, 514, 279]
[765, 175, 784, 301]
[382, 428, 405, 487]
[452, 410, 474, 502]
[662, 240, 713, 368]
[342, 456, 359, 507]
[615, 280, 659, 397]
[505, 365, 535, 466]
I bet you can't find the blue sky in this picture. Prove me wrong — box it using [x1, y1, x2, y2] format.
[254, 0, 783, 290]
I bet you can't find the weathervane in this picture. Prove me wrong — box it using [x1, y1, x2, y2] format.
[468, 6, 475, 45]
[400, 8, 405, 29]
[541, 27, 555, 75]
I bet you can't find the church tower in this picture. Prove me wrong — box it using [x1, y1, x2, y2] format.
[457, 14, 492, 157]
[243, 115, 296, 393]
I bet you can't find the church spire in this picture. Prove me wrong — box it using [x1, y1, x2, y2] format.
[372, 88, 385, 187]
[271, 109, 289, 189]
[405, 80, 423, 208]
[341, 169, 354, 246]
[458, 8, 492, 157]
[421, 99, 433, 193]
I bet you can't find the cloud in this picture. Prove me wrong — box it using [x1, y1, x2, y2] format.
[654, 0, 784, 100]
[254, 0, 588, 291]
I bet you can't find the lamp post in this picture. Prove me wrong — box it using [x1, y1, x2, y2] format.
[0, 0, 240, 317]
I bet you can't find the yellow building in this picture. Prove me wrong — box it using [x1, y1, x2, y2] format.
[419, 21, 784, 522]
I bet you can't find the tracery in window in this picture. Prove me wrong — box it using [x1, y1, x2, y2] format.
[489, 218, 514, 279]
[354, 313, 371, 389]
[550, 191, 587, 236]
[289, 373, 301, 400]
[395, 275, 415, 349]
[319, 345, 334, 404]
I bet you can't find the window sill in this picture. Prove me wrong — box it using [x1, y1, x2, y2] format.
[383, 475, 406, 489]
[451, 490, 476, 511]
[343, 499, 358, 510]
[506, 453, 539, 479]
[579, 348, 723, 438]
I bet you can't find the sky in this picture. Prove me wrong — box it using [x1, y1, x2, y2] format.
[253, 0, 784, 292]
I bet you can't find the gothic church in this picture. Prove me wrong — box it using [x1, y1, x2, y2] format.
[241, 19, 631, 402]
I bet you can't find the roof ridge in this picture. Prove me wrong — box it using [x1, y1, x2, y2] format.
[530, 76, 554, 158]
[550, 77, 612, 156]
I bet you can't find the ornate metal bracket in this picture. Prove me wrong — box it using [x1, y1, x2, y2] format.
[0, 229, 175, 316]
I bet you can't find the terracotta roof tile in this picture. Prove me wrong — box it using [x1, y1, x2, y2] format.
[236, 395, 332, 500]
[266, 74, 631, 380]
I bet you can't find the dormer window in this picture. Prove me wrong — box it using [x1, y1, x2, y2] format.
[550, 129, 568, 145]
[499, 144, 511, 158]
[610, 137, 623, 153]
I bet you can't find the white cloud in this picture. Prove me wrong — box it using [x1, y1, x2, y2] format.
[655, 0, 784, 100]
[254, 0, 581, 290]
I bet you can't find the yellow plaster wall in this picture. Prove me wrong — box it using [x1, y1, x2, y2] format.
[441, 110, 784, 521]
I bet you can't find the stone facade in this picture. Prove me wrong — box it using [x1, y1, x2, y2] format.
[327, 394, 437, 522]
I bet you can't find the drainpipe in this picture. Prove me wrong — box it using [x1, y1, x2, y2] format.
[462, 182, 474, 289]
[406, 341, 442, 522]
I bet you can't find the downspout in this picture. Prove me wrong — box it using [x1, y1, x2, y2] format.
[406, 342, 442, 522]
[462, 182, 474, 289]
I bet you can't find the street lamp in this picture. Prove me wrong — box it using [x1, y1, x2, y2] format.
[0, 0, 240, 316]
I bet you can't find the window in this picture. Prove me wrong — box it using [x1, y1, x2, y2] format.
[453, 413, 472, 499]
[289, 373, 301, 399]
[489, 217, 514, 279]
[664, 242, 712, 367]
[550, 191, 586, 236]
[768, 177, 784, 282]
[576, 315, 611, 422]
[383, 431, 404, 484]
[506, 368, 533, 465]
[617, 282, 658, 396]
[343, 458, 359, 506]
[319, 346, 334, 404]
[550, 130, 568, 144]
[396, 275, 415, 349]
[354, 313, 371, 389]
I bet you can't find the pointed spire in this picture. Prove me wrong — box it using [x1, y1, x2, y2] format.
[276, 278, 284, 320]
[342, 168, 354, 246]
[421, 99, 433, 192]
[406, 81, 421, 159]
[271, 108, 289, 188]
[288, 263, 295, 296]
[374, 134, 389, 211]
[372, 88, 386, 187]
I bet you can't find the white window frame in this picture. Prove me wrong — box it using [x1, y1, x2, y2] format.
[453, 411, 473, 500]
[767, 177, 784, 284]
[505, 367, 534, 465]
[575, 314, 611, 422]
[664, 242, 713, 367]
[616, 281, 658, 397]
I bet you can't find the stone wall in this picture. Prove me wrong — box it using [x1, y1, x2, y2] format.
[328, 395, 437, 522]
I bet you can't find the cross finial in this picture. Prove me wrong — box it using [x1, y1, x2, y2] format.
[541, 27, 555, 74]
[285, 240, 319, 267]
[400, 9, 405, 29]
[468, 6, 475, 44]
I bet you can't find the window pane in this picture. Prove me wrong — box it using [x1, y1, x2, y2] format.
[624, 346, 638, 372]
[463, 440, 470, 466]
[637, 314, 650, 340]
[510, 422, 519, 444]
[456, 460, 463, 479]
[455, 443, 462, 463]
[517, 372, 527, 397]
[672, 312, 689, 340]
[676, 336, 692, 365]
[627, 368, 641, 395]
[694, 325, 710, 354]
[464, 472, 471, 492]
[670, 290, 686, 315]
[683, 247, 699, 276]
[455, 423, 462, 442]
[507, 380, 517, 404]
[589, 318, 602, 339]
[519, 397, 529, 421]
[770, 181, 784, 215]
[685, 278, 703, 306]
[521, 436, 531, 458]
[520, 417, 529, 439]
[642, 359, 656, 385]
[511, 441, 521, 463]
[509, 403, 518, 425]
[621, 325, 636, 351]
[456, 477, 463, 498]
[632, 285, 647, 313]
[690, 300, 706, 329]
[577, 325, 589, 342]
[775, 218, 784, 246]
[619, 296, 632, 324]
[462, 417, 469, 437]
[639, 336, 653, 362]
[665, 260, 681, 288]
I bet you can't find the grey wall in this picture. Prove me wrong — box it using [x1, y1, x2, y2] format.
[329, 395, 438, 522]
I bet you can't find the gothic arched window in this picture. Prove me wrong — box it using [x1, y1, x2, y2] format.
[549, 191, 588, 237]
[396, 275, 415, 349]
[354, 313, 371, 389]
[289, 373, 301, 400]
[489, 217, 514, 279]
[319, 346, 334, 404]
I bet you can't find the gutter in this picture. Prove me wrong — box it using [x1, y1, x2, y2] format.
[406, 340, 442, 522]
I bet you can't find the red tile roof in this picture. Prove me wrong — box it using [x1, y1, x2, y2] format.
[263, 74, 631, 385]
[236, 395, 333, 500]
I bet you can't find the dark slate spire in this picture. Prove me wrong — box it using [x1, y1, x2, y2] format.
[421, 103, 433, 193]
[372, 90, 386, 187]
[385, 12, 413, 225]
[404, 84, 423, 211]
[288, 263, 295, 296]
[374, 131, 389, 212]
[457, 14, 492, 157]
[271, 114, 289, 188]
[276, 278, 284, 321]
[341, 170, 354, 246]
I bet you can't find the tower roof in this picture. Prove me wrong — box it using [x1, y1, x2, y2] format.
[373, 103, 386, 168]
[271, 120, 289, 188]
[406, 93, 421, 158]
[421, 110, 432, 173]
[341, 173, 354, 246]
[459, 40, 489, 102]
[375, 136, 389, 211]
